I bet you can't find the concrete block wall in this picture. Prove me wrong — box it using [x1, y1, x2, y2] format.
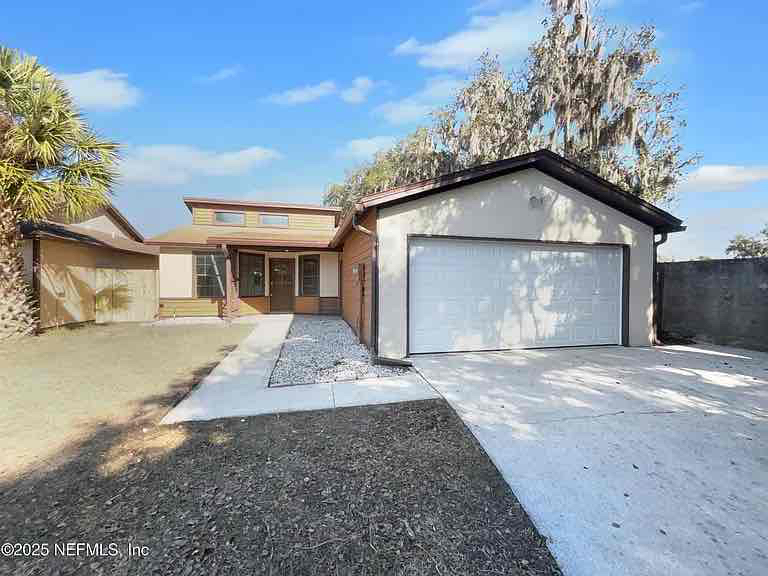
[659, 258, 768, 351]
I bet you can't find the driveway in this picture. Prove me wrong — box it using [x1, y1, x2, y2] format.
[413, 344, 768, 576]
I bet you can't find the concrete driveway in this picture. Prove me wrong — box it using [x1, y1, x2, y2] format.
[413, 344, 768, 576]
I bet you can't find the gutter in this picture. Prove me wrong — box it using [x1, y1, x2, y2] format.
[652, 232, 669, 345]
[351, 207, 379, 358]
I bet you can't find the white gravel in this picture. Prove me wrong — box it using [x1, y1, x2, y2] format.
[269, 315, 410, 386]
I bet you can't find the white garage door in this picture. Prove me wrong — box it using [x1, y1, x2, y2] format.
[408, 237, 623, 354]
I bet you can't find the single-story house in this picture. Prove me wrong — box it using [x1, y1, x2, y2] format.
[21, 205, 159, 329]
[148, 150, 684, 360]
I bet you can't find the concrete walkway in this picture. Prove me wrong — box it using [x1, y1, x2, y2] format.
[161, 315, 438, 424]
[413, 344, 768, 576]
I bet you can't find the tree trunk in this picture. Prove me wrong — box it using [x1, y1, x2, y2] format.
[0, 204, 38, 340]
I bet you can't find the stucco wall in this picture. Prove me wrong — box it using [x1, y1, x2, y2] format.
[376, 168, 655, 358]
[159, 251, 194, 298]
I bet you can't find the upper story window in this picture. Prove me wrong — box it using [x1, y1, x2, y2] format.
[214, 211, 245, 225]
[259, 213, 289, 227]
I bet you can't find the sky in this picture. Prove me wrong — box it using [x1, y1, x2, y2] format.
[6, 0, 767, 259]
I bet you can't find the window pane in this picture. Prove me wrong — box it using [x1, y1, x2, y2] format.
[214, 211, 245, 225]
[301, 255, 319, 296]
[239, 253, 265, 297]
[260, 214, 289, 227]
[195, 254, 225, 298]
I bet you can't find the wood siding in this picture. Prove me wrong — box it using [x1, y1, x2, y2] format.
[295, 296, 319, 314]
[38, 239, 159, 328]
[159, 298, 224, 317]
[237, 296, 269, 315]
[319, 297, 340, 315]
[341, 209, 376, 346]
[192, 206, 334, 230]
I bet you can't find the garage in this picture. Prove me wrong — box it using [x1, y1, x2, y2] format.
[408, 237, 625, 354]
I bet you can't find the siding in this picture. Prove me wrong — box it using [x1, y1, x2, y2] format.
[192, 207, 334, 230]
[341, 209, 376, 345]
[159, 298, 223, 317]
[295, 296, 319, 314]
[38, 238, 158, 328]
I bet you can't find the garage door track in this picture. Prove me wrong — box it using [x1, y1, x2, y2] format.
[413, 344, 768, 576]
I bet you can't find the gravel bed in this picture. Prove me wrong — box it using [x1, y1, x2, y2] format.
[270, 315, 410, 386]
[0, 400, 561, 576]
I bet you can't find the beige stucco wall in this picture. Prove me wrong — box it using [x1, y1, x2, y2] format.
[376, 168, 655, 358]
[320, 253, 339, 297]
[159, 251, 194, 298]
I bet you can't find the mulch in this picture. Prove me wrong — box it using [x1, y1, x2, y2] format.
[0, 399, 561, 576]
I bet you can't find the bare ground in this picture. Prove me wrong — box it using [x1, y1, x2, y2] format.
[0, 400, 561, 576]
[0, 322, 253, 479]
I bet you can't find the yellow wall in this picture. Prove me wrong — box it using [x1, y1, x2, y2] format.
[191, 206, 335, 230]
[38, 239, 158, 328]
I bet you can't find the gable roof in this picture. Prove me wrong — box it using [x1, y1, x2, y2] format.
[331, 149, 684, 247]
[21, 221, 158, 256]
[105, 204, 144, 242]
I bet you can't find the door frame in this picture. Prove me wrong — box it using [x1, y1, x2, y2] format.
[405, 233, 631, 355]
[269, 257, 295, 312]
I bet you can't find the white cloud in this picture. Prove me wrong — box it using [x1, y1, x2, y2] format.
[660, 205, 768, 261]
[200, 66, 242, 83]
[340, 77, 375, 104]
[394, 2, 544, 70]
[120, 145, 281, 186]
[59, 69, 141, 110]
[681, 165, 768, 192]
[375, 75, 463, 125]
[336, 136, 397, 161]
[264, 81, 337, 105]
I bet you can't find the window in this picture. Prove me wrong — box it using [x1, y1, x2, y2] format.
[195, 253, 226, 298]
[214, 211, 245, 225]
[239, 253, 265, 297]
[299, 255, 320, 296]
[259, 213, 289, 227]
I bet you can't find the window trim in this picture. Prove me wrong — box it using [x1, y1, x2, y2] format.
[213, 210, 246, 226]
[258, 213, 290, 228]
[238, 251, 266, 297]
[299, 254, 320, 297]
[193, 252, 226, 299]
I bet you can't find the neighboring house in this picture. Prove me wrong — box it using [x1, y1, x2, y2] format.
[146, 199, 343, 318]
[150, 150, 684, 360]
[21, 205, 159, 329]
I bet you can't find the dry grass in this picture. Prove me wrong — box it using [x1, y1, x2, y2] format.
[0, 322, 252, 480]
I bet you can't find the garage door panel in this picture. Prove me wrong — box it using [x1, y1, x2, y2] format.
[409, 238, 622, 353]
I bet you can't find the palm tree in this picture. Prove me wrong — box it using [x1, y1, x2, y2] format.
[0, 47, 118, 340]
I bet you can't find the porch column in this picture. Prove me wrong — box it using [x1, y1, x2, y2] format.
[223, 244, 232, 322]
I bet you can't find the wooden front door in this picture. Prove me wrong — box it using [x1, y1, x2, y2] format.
[269, 258, 294, 312]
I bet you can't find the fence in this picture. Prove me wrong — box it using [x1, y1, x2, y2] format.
[658, 258, 768, 352]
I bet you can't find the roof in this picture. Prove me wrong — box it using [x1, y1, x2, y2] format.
[21, 221, 159, 256]
[146, 224, 337, 250]
[105, 204, 144, 242]
[183, 197, 341, 214]
[331, 149, 684, 247]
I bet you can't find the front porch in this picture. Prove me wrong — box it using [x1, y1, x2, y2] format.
[158, 244, 340, 319]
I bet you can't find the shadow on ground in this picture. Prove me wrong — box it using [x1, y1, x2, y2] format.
[0, 395, 561, 576]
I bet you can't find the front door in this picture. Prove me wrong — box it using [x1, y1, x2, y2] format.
[269, 258, 295, 312]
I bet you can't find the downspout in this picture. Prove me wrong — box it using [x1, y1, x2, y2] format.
[352, 208, 378, 357]
[652, 232, 668, 345]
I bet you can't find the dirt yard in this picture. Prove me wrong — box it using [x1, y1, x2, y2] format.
[0, 400, 561, 576]
[0, 322, 253, 479]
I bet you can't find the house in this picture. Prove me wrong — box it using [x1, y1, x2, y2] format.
[21, 204, 159, 329]
[149, 150, 684, 359]
[147, 199, 343, 318]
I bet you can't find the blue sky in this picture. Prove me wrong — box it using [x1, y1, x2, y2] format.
[7, 0, 767, 259]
